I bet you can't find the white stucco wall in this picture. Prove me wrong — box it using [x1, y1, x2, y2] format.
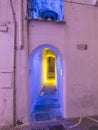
[0, 0, 15, 126]
[65, 2, 98, 117]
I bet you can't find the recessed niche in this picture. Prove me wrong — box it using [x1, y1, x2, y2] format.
[77, 44, 87, 50]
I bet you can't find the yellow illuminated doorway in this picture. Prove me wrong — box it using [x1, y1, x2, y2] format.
[42, 48, 57, 87]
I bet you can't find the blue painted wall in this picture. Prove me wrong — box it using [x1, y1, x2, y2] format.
[28, 0, 64, 20]
[29, 49, 42, 117]
[57, 56, 64, 114]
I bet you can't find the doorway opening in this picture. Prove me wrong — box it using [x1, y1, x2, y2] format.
[29, 44, 63, 121]
[42, 48, 57, 87]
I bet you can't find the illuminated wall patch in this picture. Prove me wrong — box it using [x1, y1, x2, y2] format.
[42, 48, 57, 87]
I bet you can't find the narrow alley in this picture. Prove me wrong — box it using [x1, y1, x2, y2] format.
[31, 87, 62, 121]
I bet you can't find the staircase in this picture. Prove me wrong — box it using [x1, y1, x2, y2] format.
[31, 87, 62, 121]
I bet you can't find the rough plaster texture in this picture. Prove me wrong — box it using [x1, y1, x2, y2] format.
[0, 23, 14, 72]
[0, 73, 13, 89]
[65, 2, 98, 117]
[0, 90, 13, 126]
[0, 0, 14, 126]
[28, 21, 66, 55]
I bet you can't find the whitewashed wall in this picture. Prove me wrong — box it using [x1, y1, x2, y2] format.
[0, 0, 15, 126]
[65, 1, 98, 117]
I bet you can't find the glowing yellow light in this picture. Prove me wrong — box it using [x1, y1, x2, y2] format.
[42, 48, 57, 87]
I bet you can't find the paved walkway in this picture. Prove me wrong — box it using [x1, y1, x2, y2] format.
[31, 87, 62, 121]
[1, 88, 98, 130]
[1, 116, 98, 130]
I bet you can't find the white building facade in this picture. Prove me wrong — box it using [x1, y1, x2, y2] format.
[0, 0, 98, 127]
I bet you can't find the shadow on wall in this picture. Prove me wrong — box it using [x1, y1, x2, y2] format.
[29, 44, 64, 121]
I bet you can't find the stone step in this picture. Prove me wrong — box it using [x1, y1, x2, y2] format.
[34, 104, 60, 110]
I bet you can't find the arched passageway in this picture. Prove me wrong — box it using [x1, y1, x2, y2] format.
[29, 44, 64, 121]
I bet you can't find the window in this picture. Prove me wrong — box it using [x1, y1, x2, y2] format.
[28, 0, 64, 21]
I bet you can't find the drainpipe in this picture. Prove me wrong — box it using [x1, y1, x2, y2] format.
[18, 0, 24, 49]
[10, 0, 17, 126]
[10, 0, 29, 125]
[20, 0, 30, 123]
